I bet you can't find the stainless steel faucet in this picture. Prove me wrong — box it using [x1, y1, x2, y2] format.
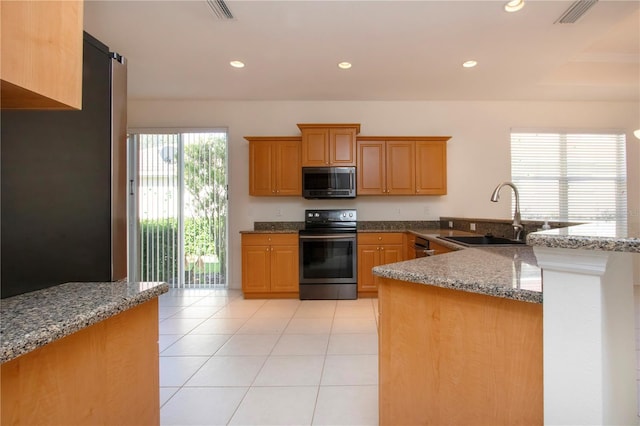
[490, 182, 523, 241]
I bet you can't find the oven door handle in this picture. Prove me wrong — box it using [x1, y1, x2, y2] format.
[300, 234, 355, 240]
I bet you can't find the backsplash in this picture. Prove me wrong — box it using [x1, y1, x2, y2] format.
[254, 222, 304, 231]
[440, 217, 575, 240]
[253, 220, 440, 231]
[357, 221, 440, 230]
[253, 218, 573, 237]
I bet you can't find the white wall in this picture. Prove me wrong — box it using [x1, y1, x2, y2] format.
[128, 100, 640, 288]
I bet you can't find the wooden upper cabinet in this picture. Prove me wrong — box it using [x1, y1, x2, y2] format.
[357, 140, 386, 194]
[415, 140, 447, 195]
[356, 136, 449, 196]
[298, 123, 360, 167]
[1, 0, 84, 110]
[246, 136, 301, 196]
[386, 141, 415, 195]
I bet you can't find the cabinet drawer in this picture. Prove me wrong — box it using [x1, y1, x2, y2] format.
[358, 233, 404, 245]
[242, 233, 298, 246]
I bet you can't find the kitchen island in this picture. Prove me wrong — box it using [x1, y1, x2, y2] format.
[373, 246, 543, 425]
[0, 280, 168, 425]
[374, 222, 640, 425]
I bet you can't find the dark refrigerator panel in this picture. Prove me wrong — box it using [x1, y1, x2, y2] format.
[1, 32, 126, 298]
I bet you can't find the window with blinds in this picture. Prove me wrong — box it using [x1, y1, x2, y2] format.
[511, 131, 627, 226]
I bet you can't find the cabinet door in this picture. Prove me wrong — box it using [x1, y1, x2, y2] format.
[301, 128, 329, 166]
[1, 0, 83, 109]
[249, 141, 275, 196]
[415, 141, 447, 195]
[270, 244, 299, 293]
[274, 141, 301, 196]
[241, 244, 271, 293]
[357, 244, 380, 292]
[405, 233, 416, 260]
[357, 140, 386, 195]
[428, 241, 453, 255]
[386, 141, 415, 195]
[330, 127, 357, 166]
[381, 244, 403, 265]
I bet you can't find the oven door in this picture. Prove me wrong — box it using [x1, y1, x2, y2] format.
[299, 233, 357, 284]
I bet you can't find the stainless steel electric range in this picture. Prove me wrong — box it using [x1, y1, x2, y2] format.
[298, 209, 357, 300]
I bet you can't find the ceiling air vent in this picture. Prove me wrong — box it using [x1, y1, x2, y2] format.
[555, 0, 598, 24]
[206, 0, 234, 20]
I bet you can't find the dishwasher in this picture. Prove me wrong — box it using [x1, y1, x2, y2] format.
[413, 236, 435, 258]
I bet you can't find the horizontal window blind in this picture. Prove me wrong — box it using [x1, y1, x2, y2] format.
[511, 132, 627, 226]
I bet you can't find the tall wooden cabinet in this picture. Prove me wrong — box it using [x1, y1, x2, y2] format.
[298, 123, 360, 167]
[241, 233, 299, 298]
[246, 136, 301, 196]
[1, 0, 84, 109]
[357, 233, 404, 297]
[357, 137, 449, 195]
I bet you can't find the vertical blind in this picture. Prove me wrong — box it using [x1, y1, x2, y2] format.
[132, 130, 228, 288]
[511, 131, 627, 226]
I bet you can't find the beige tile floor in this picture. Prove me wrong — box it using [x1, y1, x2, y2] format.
[158, 288, 379, 426]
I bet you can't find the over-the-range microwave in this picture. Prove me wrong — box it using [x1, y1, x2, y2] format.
[302, 167, 356, 199]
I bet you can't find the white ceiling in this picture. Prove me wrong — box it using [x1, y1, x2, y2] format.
[84, 0, 640, 102]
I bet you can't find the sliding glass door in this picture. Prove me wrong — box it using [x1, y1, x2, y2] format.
[128, 130, 228, 288]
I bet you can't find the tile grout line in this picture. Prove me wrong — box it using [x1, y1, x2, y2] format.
[225, 297, 303, 425]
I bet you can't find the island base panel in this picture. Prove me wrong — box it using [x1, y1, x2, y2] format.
[1, 299, 160, 425]
[378, 278, 542, 425]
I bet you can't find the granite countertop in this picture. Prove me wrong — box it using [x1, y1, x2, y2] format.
[373, 246, 542, 304]
[527, 222, 640, 253]
[0, 281, 169, 364]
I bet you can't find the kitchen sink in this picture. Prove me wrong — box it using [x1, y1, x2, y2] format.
[438, 235, 526, 247]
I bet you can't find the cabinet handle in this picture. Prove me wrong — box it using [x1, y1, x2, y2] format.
[381, 247, 385, 251]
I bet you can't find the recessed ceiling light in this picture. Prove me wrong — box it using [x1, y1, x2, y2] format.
[338, 62, 352, 70]
[462, 60, 478, 68]
[504, 0, 525, 13]
[230, 60, 245, 69]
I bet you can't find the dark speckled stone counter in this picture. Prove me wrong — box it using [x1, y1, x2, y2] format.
[527, 222, 640, 253]
[0, 281, 168, 363]
[373, 245, 542, 304]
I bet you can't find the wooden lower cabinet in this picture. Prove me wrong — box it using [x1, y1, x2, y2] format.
[357, 233, 404, 297]
[1, 300, 160, 425]
[405, 233, 416, 260]
[241, 233, 299, 298]
[428, 239, 453, 255]
[378, 278, 543, 425]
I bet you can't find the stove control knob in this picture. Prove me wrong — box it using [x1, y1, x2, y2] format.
[314, 213, 320, 217]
